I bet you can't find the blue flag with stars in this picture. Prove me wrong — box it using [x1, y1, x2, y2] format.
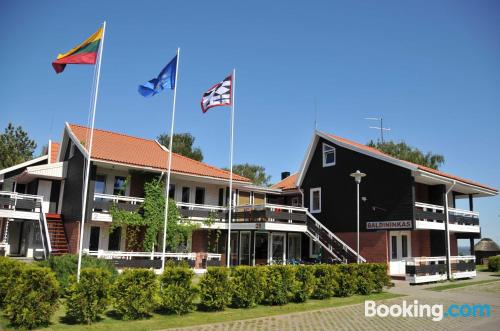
[138, 55, 177, 97]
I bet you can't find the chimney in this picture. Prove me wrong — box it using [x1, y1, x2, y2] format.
[281, 171, 291, 180]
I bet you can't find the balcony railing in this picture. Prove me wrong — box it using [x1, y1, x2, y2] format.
[93, 193, 144, 213]
[414, 202, 480, 232]
[405, 255, 476, 284]
[0, 191, 43, 212]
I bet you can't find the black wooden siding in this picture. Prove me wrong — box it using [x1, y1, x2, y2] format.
[301, 137, 414, 232]
[61, 147, 85, 221]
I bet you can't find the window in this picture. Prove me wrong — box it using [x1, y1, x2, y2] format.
[95, 175, 106, 194]
[391, 236, 398, 260]
[310, 187, 321, 213]
[288, 233, 301, 260]
[322, 143, 336, 167]
[113, 176, 126, 195]
[168, 184, 175, 201]
[218, 188, 224, 206]
[89, 226, 100, 251]
[182, 187, 190, 203]
[401, 235, 408, 258]
[291, 197, 300, 207]
[108, 227, 121, 251]
[309, 238, 321, 258]
[195, 187, 205, 205]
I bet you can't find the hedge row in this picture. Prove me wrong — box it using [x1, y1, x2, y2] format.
[0, 256, 390, 328]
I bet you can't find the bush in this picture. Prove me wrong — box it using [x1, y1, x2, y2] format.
[311, 265, 337, 299]
[4, 266, 60, 329]
[353, 264, 375, 295]
[0, 257, 25, 308]
[37, 254, 117, 293]
[370, 263, 390, 293]
[261, 265, 296, 305]
[488, 256, 500, 272]
[65, 268, 112, 324]
[292, 265, 315, 302]
[334, 264, 357, 297]
[112, 269, 158, 320]
[159, 265, 197, 315]
[199, 267, 231, 311]
[230, 266, 265, 308]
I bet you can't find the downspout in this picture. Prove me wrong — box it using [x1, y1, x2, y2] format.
[444, 180, 456, 280]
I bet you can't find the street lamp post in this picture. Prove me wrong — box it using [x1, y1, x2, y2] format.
[350, 170, 366, 263]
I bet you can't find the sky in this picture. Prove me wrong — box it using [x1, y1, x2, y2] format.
[1, 0, 499, 243]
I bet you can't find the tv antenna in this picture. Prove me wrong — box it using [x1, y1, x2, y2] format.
[365, 117, 391, 143]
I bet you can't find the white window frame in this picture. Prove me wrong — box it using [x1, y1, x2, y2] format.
[291, 196, 300, 207]
[310, 187, 321, 213]
[322, 143, 336, 167]
[309, 237, 321, 258]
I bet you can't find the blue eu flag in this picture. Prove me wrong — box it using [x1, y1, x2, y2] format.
[138, 55, 177, 97]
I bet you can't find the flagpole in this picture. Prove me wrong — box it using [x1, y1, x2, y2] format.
[226, 69, 235, 268]
[161, 47, 180, 272]
[76, 21, 106, 282]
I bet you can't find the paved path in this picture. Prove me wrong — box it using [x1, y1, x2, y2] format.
[166, 272, 500, 331]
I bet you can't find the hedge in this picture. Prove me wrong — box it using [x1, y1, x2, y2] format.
[112, 269, 158, 320]
[230, 266, 265, 308]
[334, 264, 357, 297]
[311, 264, 337, 299]
[159, 265, 197, 315]
[199, 267, 231, 311]
[0, 257, 25, 308]
[261, 265, 296, 305]
[37, 254, 117, 293]
[488, 256, 500, 272]
[293, 265, 315, 302]
[4, 265, 60, 329]
[65, 268, 112, 324]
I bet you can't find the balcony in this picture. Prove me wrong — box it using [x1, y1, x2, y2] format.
[92, 193, 308, 231]
[0, 191, 43, 221]
[414, 202, 480, 233]
[405, 256, 476, 284]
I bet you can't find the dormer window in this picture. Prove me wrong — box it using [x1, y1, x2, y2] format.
[322, 143, 336, 167]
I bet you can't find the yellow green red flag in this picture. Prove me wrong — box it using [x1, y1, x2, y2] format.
[52, 26, 103, 74]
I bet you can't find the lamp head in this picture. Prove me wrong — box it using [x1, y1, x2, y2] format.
[350, 170, 367, 184]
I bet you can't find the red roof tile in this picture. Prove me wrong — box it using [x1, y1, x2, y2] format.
[323, 132, 497, 192]
[68, 124, 250, 183]
[272, 173, 298, 190]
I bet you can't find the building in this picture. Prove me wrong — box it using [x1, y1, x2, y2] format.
[474, 238, 500, 265]
[1, 125, 497, 283]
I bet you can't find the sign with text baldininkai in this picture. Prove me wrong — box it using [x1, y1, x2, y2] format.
[366, 220, 412, 230]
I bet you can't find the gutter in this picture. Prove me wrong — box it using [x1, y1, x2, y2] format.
[444, 180, 456, 280]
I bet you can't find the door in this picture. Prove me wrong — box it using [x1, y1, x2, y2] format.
[254, 232, 269, 265]
[230, 231, 238, 266]
[89, 226, 100, 251]
[271, 233, 285, 264]
[239, 232, 251, 265]
[389, 231, 411, 276]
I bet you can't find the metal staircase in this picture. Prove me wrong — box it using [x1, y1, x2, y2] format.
[305, 211, 366, 264]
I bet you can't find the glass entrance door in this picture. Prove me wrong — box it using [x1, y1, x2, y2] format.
[230, 231, 238, 266]
[239, 232, 251, 265]
[254, 232, 268, 265]
[271, 233, 285, 264]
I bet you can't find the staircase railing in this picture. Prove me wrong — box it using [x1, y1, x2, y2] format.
[305, 211, 366, 263]
[40, 212, 52, 255]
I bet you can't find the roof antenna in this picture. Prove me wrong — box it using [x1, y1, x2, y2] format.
[365, 117, 391, 143]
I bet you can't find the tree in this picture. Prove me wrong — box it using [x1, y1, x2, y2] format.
[0, 123, 37, 169]
[225, 163, 272, 186]
[367, 140, 445, 170]
[157, 133, 203, 162]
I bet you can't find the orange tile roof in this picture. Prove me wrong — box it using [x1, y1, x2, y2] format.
[271, 173, 298, 190]
[50, 141, 60, 163]
[323, 132, 497, 192]
[68, 124, 250, 183]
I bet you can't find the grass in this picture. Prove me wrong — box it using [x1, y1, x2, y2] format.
[0, 292, 402, 331]
[426, 279, 500, 292]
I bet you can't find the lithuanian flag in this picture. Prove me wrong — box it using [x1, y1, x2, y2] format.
[52, 26, 103, 74]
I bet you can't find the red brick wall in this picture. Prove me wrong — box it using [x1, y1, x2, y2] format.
[411, 230, 431, 257]
[63, 220, 80, 254]
[335, 231, 388, 263]
[192, 230, 208, 253]
[450, 233, 458, 256]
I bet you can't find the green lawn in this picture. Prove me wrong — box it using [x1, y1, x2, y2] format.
[426, 279, 500, 292]
[0, 292, 402, 331]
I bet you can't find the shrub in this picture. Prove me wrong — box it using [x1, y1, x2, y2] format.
[65, 268, 112, 324]
[199, 267, 231, 311]
[370, 263, 390, 293]
[112, 269, 158, 320]
[293, 265, 315, 302]
[488, 256, 500, 272]
[4, 266, 60, 329]
[261, 265, 296, 305]
[311, 264, 337, 299]
[37, 254, 117, 293]
[159, 265, 197, 315]
[230, 266, 265, 308]
[0, 257, 25, 308]
[334, 264, 357, 297]
[353, 264, 375, 295]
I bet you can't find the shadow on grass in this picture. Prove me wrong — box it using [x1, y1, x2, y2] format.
[59, 315, 105, 325]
